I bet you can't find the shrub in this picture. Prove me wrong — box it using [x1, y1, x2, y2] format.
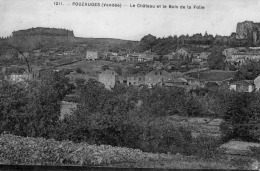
[188, 136, 223, 159]
[76, 68, 84, 74]
[141, 120, 193, 155]
[0, 134, 172, 166]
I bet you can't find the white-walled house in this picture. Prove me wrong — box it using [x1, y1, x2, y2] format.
[229, 80, 255, 92]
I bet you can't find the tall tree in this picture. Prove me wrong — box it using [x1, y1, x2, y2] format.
[222, 92, 260, 141]
[208, 49, 226, 70]
[139, 34, 157, 52]
[234, 61, 260, 81]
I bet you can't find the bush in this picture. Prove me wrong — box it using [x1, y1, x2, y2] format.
[0, 134, 173, 166]
[140, 120, 193, 155]
[188, 136, 223, 159]
[76, 68, 84, 74]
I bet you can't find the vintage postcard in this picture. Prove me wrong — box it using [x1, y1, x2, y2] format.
[0, 0, 260, 170]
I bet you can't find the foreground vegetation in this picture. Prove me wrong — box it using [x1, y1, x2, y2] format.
[1, 66, 260, 168]
[0, 134, 172, 166]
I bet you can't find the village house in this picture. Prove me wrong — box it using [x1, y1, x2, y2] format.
[175, 47, 190, 60]
[98, 69, 118, 90]
[4, 67, 33, 83]
[229, 80, 255, 92]
[42, 52, 50, 57]
[223, 48, 239, 57]
[229, 75, 260, 92]
[127, 50, 157, 63]
[166, 72, 184, 81]
[145, 70, 169, 87]
[230, 53, 260, 65]
[127, 74, 145, 86]
[126, 53, 140, 62]
[192, 52, 211, 64]
[254, 75, 260, 91]
[86, 51, 99, 60]
[109, 55, 126, 62]
[116, 75, 127, 84]
[137, 53, 154, 62]
[223, 48, 239, 63]
[185, 77, 206, 88]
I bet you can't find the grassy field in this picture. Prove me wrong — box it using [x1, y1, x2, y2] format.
[57, 60, 133, 78]
[189, 70, 237, 81]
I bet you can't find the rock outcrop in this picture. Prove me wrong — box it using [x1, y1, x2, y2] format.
[7, 27, 75, 51]
[236, 21, 260, 44]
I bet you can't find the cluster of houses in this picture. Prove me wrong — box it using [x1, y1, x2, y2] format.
[0, 66, 33, 83]
[31, 49, 76, 58]
[0, 65, 60, 84]
[7, 48, 79, 60]
[98, 67, 260, 94]
[223, 47, 260, 66]
[85, 49, 158, 62]
[87, 46, 260, 68]
[86, 47, 211, 64]
[98, 69, 214, 91]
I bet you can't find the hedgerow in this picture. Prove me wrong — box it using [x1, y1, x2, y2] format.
[0, 134, 172, 166]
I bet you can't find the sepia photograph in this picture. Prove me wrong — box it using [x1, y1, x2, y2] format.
[1, 0, 260, 170]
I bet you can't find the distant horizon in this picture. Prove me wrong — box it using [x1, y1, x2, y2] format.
[1, 22, 254, 42]
[1, 0, 260, 41]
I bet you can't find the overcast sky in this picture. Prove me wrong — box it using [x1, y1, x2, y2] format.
[0, 0, 260, 40]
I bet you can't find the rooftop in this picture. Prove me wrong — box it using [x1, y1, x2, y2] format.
[230, 80, 254, 85]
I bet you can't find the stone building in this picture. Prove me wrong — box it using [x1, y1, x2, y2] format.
[175, 48, 190, 60]
[229, 53, 260, 65]
[4, 67, 33, 83]
[86, 51, 98, 60]
[254, 75, 260, 91]
[145, 70, 169, 87]
[98, 69, 118, 90]
[223, 48, 239, 63]
[166, 72, 184, 81]
[229, 80, 255, 92]
[127, 74, 145, 86]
